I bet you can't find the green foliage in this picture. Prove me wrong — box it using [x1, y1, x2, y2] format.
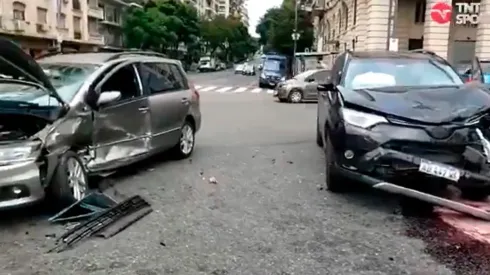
[122, 0, 200, 56]
[200, 15, 258, 62]
[255, 1, 314, 56]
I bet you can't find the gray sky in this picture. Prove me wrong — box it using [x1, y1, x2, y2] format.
[247, 0, 282, 37]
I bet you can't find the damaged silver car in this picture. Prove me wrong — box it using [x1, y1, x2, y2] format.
[0, 38, 201, 209]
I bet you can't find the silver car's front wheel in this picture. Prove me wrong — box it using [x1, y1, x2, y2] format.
[66, 157, 87, 201]
[289, 90, 303, 103]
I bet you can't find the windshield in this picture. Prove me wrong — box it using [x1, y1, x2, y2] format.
[0, 63, 96, 106]
[264, 59, 286, 71]
[343, 58, 463, 90]
[294, 70, 315, 80]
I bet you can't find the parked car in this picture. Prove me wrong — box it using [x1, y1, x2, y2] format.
[317, 50, 490, 206]
[463, 57, 490, 85]
[242, 64, 256, 75]
[0, 38, 201, 209]
[235, 64, 244, 74]
[273, 69, 330, 103]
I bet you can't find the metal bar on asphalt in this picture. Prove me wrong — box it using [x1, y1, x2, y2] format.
[373, 182, 490, 221]
[233, 87, 247, 93]
[216, 87, 233, 93]
[200, 86, 216, 92]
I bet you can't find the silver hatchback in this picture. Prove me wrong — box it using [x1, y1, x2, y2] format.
[0, 38, 201, 209]
[274, 69, 330, 103]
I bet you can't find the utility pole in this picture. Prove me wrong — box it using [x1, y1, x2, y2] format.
[292, 0, 299, 75]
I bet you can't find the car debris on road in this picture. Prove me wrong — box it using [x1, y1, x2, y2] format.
[48, 194, 152, 253]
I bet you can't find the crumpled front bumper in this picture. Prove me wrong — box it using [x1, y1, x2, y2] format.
[334, 124, 490, 189]
[0, 160, 45, 209]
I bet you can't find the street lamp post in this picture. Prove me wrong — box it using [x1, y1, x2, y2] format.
[292, 0, 299, 75]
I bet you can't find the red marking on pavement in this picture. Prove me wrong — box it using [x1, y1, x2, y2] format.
[436, 200, 490, 244]
[431, 2, 452, 24]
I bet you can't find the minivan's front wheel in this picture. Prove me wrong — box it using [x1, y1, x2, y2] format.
[48, 151, 89, 207]
[171, 121, 195, 159]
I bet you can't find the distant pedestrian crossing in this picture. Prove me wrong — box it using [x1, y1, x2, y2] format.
[195, 85, 275, 94]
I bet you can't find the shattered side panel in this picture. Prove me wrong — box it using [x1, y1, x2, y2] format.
[87, 97, 151, 172]
[34, 102, 94, 186]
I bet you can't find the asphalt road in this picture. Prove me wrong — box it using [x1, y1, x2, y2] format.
[0, 68, 488, 275]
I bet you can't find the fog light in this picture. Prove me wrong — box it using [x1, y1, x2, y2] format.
[344, 150, 354, 159]
[12, 187, 22, 194]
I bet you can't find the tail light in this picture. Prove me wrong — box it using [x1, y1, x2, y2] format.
[465, 77, 473, 83]
[189, 81, 199, 101]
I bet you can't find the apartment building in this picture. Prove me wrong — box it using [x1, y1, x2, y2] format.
[217, 0, 230, 17]
[0, 0, 129, 57]
[304, 0, 488, 65]
[239, 0, 248, 27]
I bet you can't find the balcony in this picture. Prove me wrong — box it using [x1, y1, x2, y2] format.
[12, 20, 27, 32]
[89, 34, 105, 44]
[88, 7, 104, 19]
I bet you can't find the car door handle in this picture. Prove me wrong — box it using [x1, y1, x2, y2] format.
[138, 107, 149, 112]
[181, 98, 189, 105]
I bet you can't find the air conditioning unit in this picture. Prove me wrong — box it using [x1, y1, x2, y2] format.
[13, 20, 25, 32]
[37, 23, 49, 32]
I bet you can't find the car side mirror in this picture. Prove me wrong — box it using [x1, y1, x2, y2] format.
[97, 91, 121, 106]
[317, 83, 335, 92]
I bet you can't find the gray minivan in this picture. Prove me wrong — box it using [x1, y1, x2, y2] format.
[0, 38, 201, 209]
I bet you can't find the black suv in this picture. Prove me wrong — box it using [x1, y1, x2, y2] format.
[316, 50, 490, 201]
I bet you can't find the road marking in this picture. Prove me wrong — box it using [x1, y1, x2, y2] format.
[195, 85, 202, 89]
[250, 88, 262, 93]
[266, 89, 274, 94]
[233, 87, 248, 93]
[216, 86, 233, 93]
[200, 86, 217, 92]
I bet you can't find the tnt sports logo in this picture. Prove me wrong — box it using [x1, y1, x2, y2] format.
[430, 2, 480, 24]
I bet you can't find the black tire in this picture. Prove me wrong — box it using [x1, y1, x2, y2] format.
[288, 89, 303, 103]
[47, 151, 89, 208]
[259, 83, 265, 88]
[316, 118, 323, 147]
[278, 98, 287, 103]
[324, 132, 346, 192]
[461, 188, 490, 201]
[170, 120, 195, 159]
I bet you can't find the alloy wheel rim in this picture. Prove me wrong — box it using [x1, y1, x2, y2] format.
[180, 125, 194, 155]
[67, 157, 87, 201]
[291, 91, 302, 103]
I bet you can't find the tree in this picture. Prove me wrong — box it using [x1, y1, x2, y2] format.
[122, 0, 200, 57]
[200, 15, 258, 62]
[255, 0, 314, 56]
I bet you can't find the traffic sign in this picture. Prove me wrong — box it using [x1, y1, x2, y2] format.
[291, 32, 300, 41]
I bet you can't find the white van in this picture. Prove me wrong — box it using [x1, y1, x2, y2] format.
[198, 56, 216, 72]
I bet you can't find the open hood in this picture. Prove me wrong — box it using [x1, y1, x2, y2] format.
[341, 84, 490, 124]
[0, 38, 65, 104]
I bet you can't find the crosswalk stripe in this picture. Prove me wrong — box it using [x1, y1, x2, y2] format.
[195, 85, 202, 89]
[200, 86, 217, 92]
[250, 88, 262, 93]
[216, 86, 233, 93]
[266, 89, 274, 94]
[233, 87, 247, 93]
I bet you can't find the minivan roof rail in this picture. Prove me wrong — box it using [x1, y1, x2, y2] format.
[35, 49, 167, 60]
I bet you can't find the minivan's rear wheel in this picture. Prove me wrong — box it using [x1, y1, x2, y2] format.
[171, 121, 195, 159]
[288, 90, 303, 103]
[48, 151, 89, 207]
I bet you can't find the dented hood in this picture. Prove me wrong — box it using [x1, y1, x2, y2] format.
[0, 38, 65, 104]
[341, 84, 490, 123]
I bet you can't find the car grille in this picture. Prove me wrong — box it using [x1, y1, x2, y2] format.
[384, 141, 465, 165]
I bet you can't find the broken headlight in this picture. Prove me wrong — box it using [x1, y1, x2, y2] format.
[0, 142, 41, 165]
[342, 108, 388, 129]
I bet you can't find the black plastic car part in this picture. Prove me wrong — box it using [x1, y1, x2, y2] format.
[48, 195, 151, 253]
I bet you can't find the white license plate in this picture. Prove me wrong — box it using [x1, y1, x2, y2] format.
[418, 159, 461, 182]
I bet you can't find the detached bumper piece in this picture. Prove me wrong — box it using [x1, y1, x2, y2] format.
[48, 195, 152, 253]
[340, 169, 490, 221]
